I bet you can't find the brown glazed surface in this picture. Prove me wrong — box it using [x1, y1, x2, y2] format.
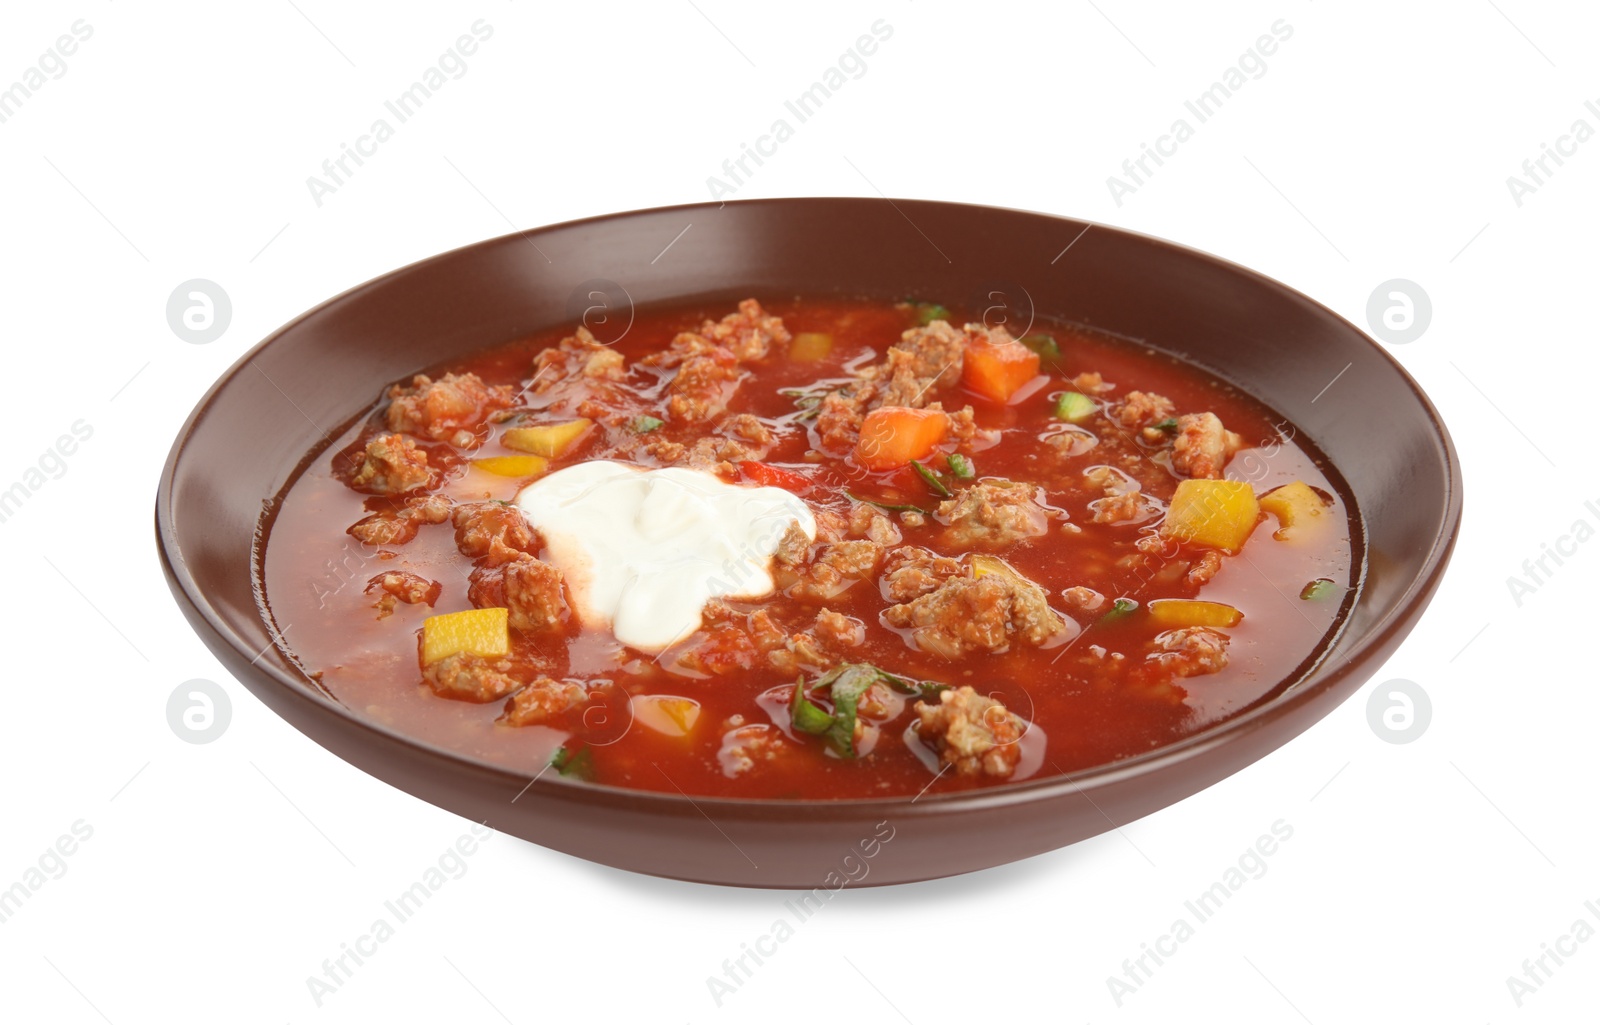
[156, 198, 1461, 887]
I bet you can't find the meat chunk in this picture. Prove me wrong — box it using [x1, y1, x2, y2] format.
[884, 568, 1068, 658]
[1145, 626, 1230, 678]
[452, 501, 538, 567]
[888, 319, 970, 388]
[467, 554, 567, 633]
[1085, 465, 1160, 526]
[785, 540, 883, 600]
[366, 571, 441, 618]
[666, 348, 744, 422]
[675, 621, 761, 676]
[350, 433, 431, 494]
[913, 685, 1024, 779]
[422, 652, 524, 703]
[347, 494, 452, 546]
[1170, 412, 1244, 479]
[718, 723, 792, 778]
[384, 372, 514, 447]
[936, 479, 1052, 547]
[1061, 585, 1105, 613]
[879, 546, 965, 603]
[1186, 550, 1223, 589]
[498, 676, 586, 727]
[643, 413, 776, 475]
[532, 326, 627, 392]
[813, 608, 866, 648]
[697, 298, 791, 362]
[848, 501, 903, 546]
[1115, 391, 1175, 430]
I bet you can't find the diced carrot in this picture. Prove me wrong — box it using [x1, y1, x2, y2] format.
[854, 406, 950, 471]
[962, 337, 1041, 403]
[421, 607, 509, 666]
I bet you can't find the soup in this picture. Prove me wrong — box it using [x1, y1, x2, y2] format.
[261, 297, 1357, 799]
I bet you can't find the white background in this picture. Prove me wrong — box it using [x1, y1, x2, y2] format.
[2, 1, 1595, 1021]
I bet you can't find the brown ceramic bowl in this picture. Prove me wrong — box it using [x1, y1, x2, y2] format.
[156, 198, 1461, 888]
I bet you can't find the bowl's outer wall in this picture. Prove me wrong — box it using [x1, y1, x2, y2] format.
[158, 199, 1460, 887]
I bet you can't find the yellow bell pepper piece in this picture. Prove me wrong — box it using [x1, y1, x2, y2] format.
[1148, 599, 1243, 628]
[501, 418, 593, 457]
[421, 607, 508, 666]
[790, 332, 833, 361]
[1260, 481, 1330, 541]
[471, 454, 550, 478]
[1160, 479, 1260, 552]
[630, 695, 701, 737]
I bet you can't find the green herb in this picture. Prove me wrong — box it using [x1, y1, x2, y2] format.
[1054, 391, 1097, 424]
[1300, 578, 1339, 601]
[630, 415, 664, 433]
[1019, 334, 1062, 366]
[549, 744, 595, 781]
[789, 663, 937, 758]
[946, 453, 975, 479]
[913, 302, 951, 326]
[1151, 417, 1179, 433]
[847, 491, 930, 515]
[1101, 597, 1139, 622]
[910, 459, 953, 498]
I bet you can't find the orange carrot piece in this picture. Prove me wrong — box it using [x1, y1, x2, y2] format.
[961, 338, 1040, 403]
[855, 406, 950, 471]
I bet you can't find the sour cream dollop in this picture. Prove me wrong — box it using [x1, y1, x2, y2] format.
[514, 460, 815, 652]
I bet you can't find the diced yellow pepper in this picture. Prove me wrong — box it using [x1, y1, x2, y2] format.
[790, 332, 833, 361]
[970, 553, 1016, 580]
[1160, 479, 1260, 552]
[421, 607, 508, 666]
[471, 454, 550, 478]
[501, 418, 593, 457]
[1148, 599, 1243, 628]
[630, 695, 701, 737]
[1260, 480, 1330, 541]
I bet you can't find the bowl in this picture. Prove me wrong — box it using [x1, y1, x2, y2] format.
[156, 198, 1461, 887]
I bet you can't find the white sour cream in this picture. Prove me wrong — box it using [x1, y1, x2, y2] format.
[514, 460, 815, 652]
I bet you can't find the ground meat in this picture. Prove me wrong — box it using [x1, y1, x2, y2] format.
[645, 414, 776, 475]
[913, 685, 1024, 778]
[531, 326, 627, 392]
[347, 494, 452, 546]
[879, 546, 966, 603]
[452, 501, 538, 566]
[1170, 412, 1245, 479]
[786, 540, 883, 600]
[888, 320, 970, 387]
[936, 479, 1052, 547]
[421, 652, 525, 703]
[350, 433, 431, 494]
[813, 608, 866, 648]
[467, 554, 567, 633]
[848, 502, 903, 546]
[773, 521, 813, 569]
[1186, 550, 1223, 588]
[884, 569, 1067, 658]
[697, 298, 791, 361]
[675, 621, 760, 676]
[498, 676, 586, 727]
[1084, 465, 1161, 526]
[1044, 425, 1098, 459]
[1115, 391, 1175, 430]
[366, 571, 441, 618]
[718, 723, 791, 777]
[1062, 585, 1105, 613]
[666, 348, 744, 422]
[1074, 371, 1114, 394]
[1145, 626, 1230, 678]
[384, 372, 515, 447]
[815, 391, 865, 451]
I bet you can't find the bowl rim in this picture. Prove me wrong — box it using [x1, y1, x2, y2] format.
[156, 195, 1463, 814]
